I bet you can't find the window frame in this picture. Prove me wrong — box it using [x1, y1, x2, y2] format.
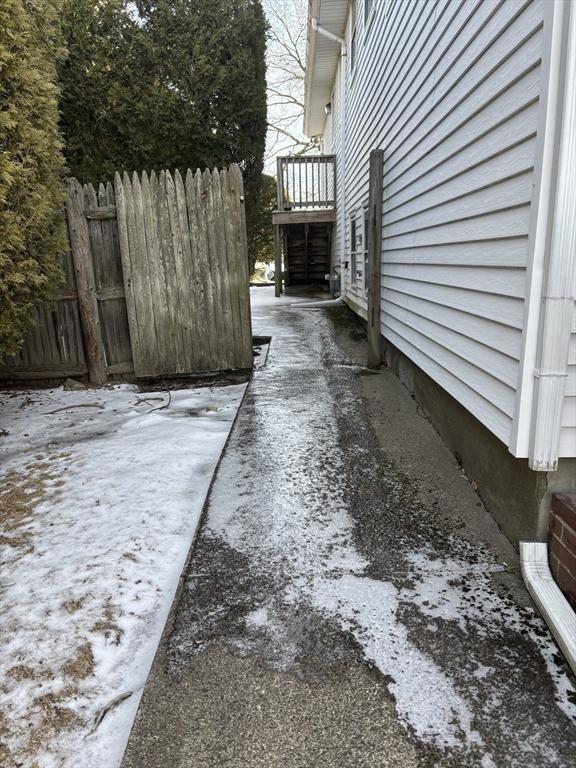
[349, 209, 367, 290]
[349, 215, 357, 286]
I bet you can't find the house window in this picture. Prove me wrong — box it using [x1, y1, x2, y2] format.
[350, 0, 358, 72]
[350, 211, 366, 289]
[364, 0, 374, 22]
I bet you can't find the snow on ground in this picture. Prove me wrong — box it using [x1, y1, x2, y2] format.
[0, 382, 246, 768]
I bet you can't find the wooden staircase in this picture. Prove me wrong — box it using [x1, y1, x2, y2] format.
[285, 222, 333, 286]
[272, 155, 337, 295]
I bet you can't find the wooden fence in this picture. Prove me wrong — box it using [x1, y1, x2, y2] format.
[0, 164, 252, 384]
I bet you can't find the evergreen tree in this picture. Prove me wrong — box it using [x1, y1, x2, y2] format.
[250, 174, 276, 265]
[0, 0, 65, 358]
[59, 0, 267, 264]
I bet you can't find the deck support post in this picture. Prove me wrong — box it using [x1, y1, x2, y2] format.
[367, 149, 384, 369]
[274, 223, 282, 297]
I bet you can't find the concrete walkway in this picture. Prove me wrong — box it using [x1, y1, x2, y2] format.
[123, 288, 576, 768]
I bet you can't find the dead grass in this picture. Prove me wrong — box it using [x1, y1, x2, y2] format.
[0, 743, 13, 768]
[26, 689, 84, 757]
[2, 646, 94, 764]
[0, 453, 91, 762]
[61, 643, 94, 681]
[62, 596, 87, 614]
[0, 686, 85, 767]
[0, 420, 102, 764]
[6, 664, 45, 683]
[0, 712, 15, 768]
[0, 459, 62, 554]
[0, 451, 70, 557]
[91, 600, 124, 645]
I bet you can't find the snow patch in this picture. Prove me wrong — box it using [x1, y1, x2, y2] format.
[310, 573, 485, 750]
[0, 383, 245, 768]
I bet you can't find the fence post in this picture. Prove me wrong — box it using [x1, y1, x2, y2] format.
[66, 178, 107, 385]
[367, 149, 384, 369]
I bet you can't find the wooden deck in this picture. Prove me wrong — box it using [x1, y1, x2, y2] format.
[274, 155, 336, 295]
[272, 208, 336, 225]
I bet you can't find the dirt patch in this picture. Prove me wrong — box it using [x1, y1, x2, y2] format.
[62, 643, 94, 680]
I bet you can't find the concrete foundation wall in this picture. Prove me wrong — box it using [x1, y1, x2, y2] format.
[382, 338, 576, 545]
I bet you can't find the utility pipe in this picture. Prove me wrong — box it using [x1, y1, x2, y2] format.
[290, 297, 344, 309]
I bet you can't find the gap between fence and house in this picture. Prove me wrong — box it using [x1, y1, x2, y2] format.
[1, 165, 252, 385]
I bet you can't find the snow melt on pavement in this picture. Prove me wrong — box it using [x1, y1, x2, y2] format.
[195, 290, 576, 766]
[0, 382, 245, 768]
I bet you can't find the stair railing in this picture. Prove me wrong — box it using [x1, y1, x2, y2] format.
[276, 155, 336, 211]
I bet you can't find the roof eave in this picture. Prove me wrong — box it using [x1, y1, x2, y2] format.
[303, 0, 348, 138]
[303, 0, 321, 138]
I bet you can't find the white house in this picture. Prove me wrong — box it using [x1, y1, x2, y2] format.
[300, 0, 576, 541]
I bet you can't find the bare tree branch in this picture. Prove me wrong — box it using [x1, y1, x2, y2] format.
[268, 88, 304, 108]
[263, 0, 318, 169]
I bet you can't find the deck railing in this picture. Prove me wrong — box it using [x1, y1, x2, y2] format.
[276, 155, 336, 211]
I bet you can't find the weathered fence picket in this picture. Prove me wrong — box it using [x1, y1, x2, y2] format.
[67, 178, 108, 385]
[1, 164, 252, 383]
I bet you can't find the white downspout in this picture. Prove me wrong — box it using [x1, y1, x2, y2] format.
[529, 0, 576, 471]
[520, 542, 576, 675]
[311, 18, 347, 290]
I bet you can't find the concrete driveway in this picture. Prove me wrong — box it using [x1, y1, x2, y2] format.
[122, 287, 576, 768]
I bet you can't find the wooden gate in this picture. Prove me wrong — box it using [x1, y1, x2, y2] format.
[115, 165, 252, 378]
[0, 164, 252, 384]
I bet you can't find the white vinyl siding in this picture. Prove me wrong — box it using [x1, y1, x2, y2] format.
[560, 304, 576, 456]
[337, 0, 547, 447]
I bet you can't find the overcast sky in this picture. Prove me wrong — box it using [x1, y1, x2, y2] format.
[263, 0, 310, 175]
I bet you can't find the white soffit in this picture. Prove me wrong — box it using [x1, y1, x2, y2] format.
[304, 0, 349, 138]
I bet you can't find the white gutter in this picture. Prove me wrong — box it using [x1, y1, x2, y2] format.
[311, 17, 345, 47]
[520, 542, 576, 675]
[311, 17, 347, 296]
[519, 0, 576, 470]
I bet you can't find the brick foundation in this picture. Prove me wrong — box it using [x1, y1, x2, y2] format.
[549, 493, 576, 611]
